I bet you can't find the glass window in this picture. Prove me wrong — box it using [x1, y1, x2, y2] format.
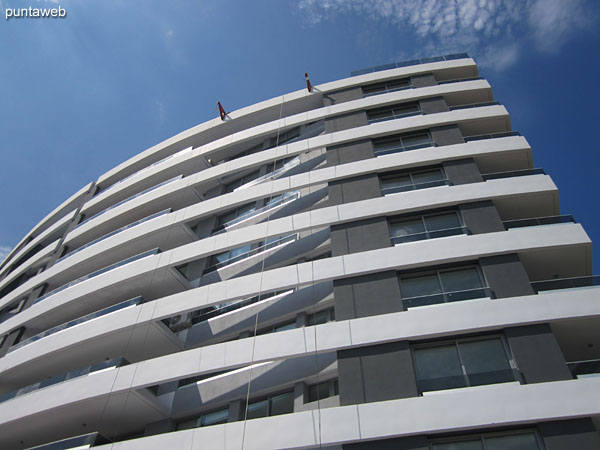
[363, 78, 411, 96]
[399, 267, 488, 308]
[247, 391, 294, 419]
[200, 409, 229, 426]
[414, 337, 515, 394]
[307, 308, 335, 326]
[390, 212, 464, 244]
[380, 168, 446, 195]
[216, 203, 256, 228]
[414, 345, 466, 392]
[307, 379, 338, 403]
[246, 399, 269, 419]
[224, 170, 260, 193]
[367, 102, 421, 123]
[432, 432, 541, 450]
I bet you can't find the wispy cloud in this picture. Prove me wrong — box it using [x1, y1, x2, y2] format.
[296, 0, 597, 70]
[0, 246, 12, 265]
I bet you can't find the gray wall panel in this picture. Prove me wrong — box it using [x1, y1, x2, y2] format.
[481, 253, 535, 299]
[539, 418, 600, 450]
[326, 139, 375, 166]
[443, 158, 482, 185]
[331, 217, 390, 257]
[324, 87, 364, 106]
[431, 124, 465, 146]
[505, 323, 572, 384]
[325, 111, 368, 134]
[328, 173, 382, 205]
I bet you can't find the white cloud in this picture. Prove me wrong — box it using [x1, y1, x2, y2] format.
[0, 246, 12, 265]
[296, 0, 597, 71]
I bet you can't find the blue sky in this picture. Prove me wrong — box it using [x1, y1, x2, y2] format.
[1, 0, 599, 269]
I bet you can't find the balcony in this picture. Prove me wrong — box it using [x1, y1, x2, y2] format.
[202, 235, 296, 275]
[531, 275, 600, 294]
[33, 248, 159, 306]
[481, 168, 546, 181]
[448, 101, 500, 111]
[463, 131, 521, 142]
[351, 53, 470, 76]
[8, 297, 143, 354]
[0, 357, 128, 405]
[503, 215, 576, 230]
[568, 359, 600, 379]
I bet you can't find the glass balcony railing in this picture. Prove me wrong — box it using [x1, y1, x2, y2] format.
[463, 131, 521, 142]
[403, 287, 492, 309]
[481, 168, 546, 181]
[76, 175, 182, 229]
[367, 110, 423, 125]
[391, 226, 468, 245]
[26, 432, 112, 450]
[351, 53, 470, 77]
[381, 179, 451, 195]
[8, 297, 143, 354]
[373, 140, 434, 156]
[363, 84, 414, 98]
[448, 101, 500, 111]
[203, 235, 296, 275]
[97, 147, 192, 197]
[530, 275, 600, 293]
[57, 209, 171, 263]
[0, 357, 129, 405]
[503, 215, 576, 230]
[33, 248, 159, 306]
[568, 359, 600, 379]
[211, 192, 299, 235]
[234, 157, 301, 192]
[437, 76, 484, 85]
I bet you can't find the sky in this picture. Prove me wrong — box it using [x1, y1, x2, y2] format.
[0, 0, 599, 270]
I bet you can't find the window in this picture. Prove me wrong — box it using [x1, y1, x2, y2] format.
[363, 78, 412, 97]
[203, 235, 296, 274]
[430, 431, 542, 450]
[267, 127, 301, 149]
[246, 391, 294, 419]
[373, 131, 433, 156]
[380, 168, 449, 195]
[223, 170, 260, 193]
[307, 379, 339, 403]
[177, 408, 229, 430]
[390, 211, 466, 244]
[306, 308, 335, 326]
[399, 267, 489, 308]
[414, 337, 517, 394]
[213, 203, 257, 233]
[257, 320, 296, 335]
[367, 102, 421, 124]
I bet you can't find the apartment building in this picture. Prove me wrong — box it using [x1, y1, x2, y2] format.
[0, 54, 598, 450]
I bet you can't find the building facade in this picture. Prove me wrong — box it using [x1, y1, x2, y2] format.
[0, 54, 598, 449]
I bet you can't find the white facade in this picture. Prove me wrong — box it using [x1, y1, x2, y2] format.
[0, 54, 598, 450]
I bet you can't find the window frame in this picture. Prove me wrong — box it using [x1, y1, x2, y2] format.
[245, 390, 295, 420]
[176, 407, 230, 430]
[412, 334, 520, 395]
[362, 77, 412, 97]
[367, 102, 422, 124]
[428, 428, 545, 450]
[398, 265, 491, 308]
[389, 209, 467, 245]
[379, 166, 450, 195]
[306, 378, 339, 403]
[373, 130, 434, 156]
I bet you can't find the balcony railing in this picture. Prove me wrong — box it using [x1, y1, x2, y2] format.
[449, 101, 500, 111]
[363, 84, 414, 98]
[0, 357, 128, 405]
[481, 168, 546, 181]
[381, 179, 451, 195]
[568, 359, 600, 379]
[368, 110, 424, 125]
[437, 76, 484, 85]
[391, 226, 468, 245]
[76, 175, 182, 229]
[503, 215, 576, 230]
[96, 146, 192, 196]
[403, 287, 492, 309]
[8, 297, 143, 354]
[464, 131, 521, 142]
[57, 209, 171, 263]
[531, 275, 600, 293]
[33, 248, 159, 306]
[27, 432, 111, 450]
[373, 141, 434, 157]
[203, 235, 296, 275]
[351, 53, 470, 76]
[233, 157, 301, 192]
[211, 192, 299, 235]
